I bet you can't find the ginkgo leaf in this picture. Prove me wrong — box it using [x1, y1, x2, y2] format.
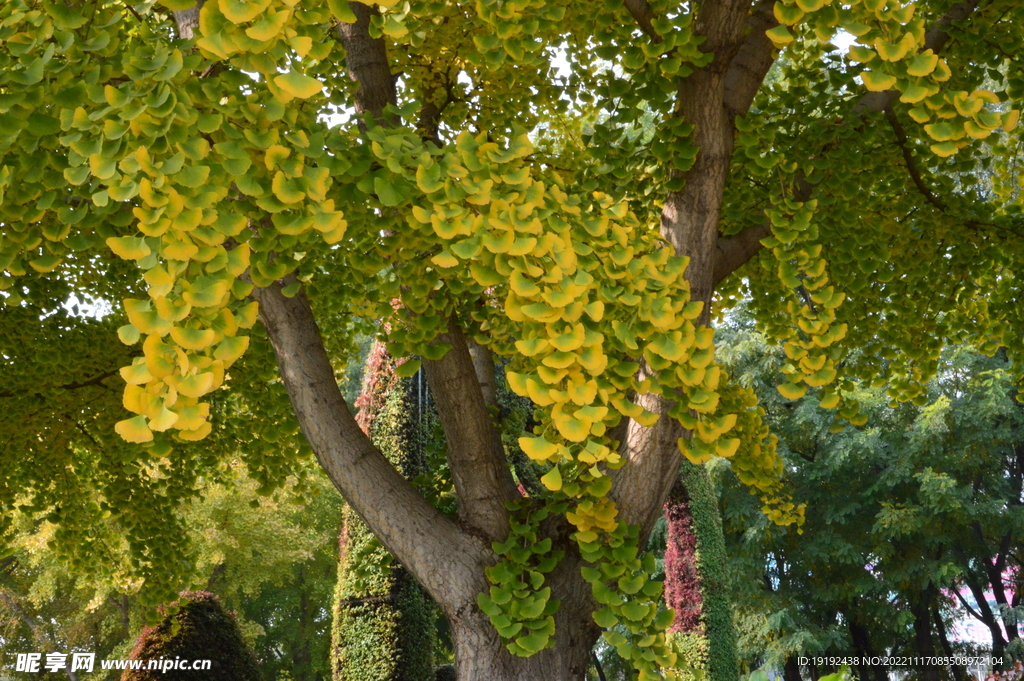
[170, 326, 216, 351]
[149, 407, 179, 432]
[428, 249, 457, 268]
[539, 467, 562, 491]
[395, 360, 421, 378]
[777, 382, 807, 400]
[176, 372, 215, 398]
[326, 0, 357, 22]
[556, 418, 589, 442]
[214, 336, 250, 365]
[519, 437, 559, 462]
[861, 70, 897, 92]
[115, 415, 154, 443]
[219, 0, 272, 24]
[273, 71, 324, 99]
[765, 25, 794, 46]
[107, 236, 151, 260]
[906, 51, 938, 77]
[246, 10, 290, 41]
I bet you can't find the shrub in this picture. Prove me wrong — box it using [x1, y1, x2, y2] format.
[122, 591, 261, 681]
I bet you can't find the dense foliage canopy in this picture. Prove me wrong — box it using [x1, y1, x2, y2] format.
[3, 0, 1024, 677]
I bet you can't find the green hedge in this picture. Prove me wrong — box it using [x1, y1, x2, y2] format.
[680, 463, 739, 681]
[121, 591, 261, 681]
[332, 357, 437, 681]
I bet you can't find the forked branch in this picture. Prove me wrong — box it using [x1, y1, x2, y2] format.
[250, 280, 490, 607]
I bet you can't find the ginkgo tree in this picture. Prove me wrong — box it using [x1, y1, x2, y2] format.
[1, 0, 1023, 678]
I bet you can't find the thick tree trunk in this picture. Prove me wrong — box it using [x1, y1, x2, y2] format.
[782, 657, 803, 681]
[447, 571, 596, 681]
[934, 607, 968, 681]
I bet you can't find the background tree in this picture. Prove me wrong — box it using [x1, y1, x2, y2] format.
[0, 460, 342, 681]
[715, 308, 1024, 680]
[3, 0, 1024, 679]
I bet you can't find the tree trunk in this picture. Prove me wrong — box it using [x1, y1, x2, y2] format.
[447, 576, 596, 681]
[910, 587, 941, 681]
[848, 612, 887, 681]
[934, 607, 967, 681]
[783, 657, 804, 681]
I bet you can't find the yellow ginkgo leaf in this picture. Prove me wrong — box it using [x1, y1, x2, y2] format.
[273, 71, 324, 99]
[540, 466, 562, 491]
[115, 415, 153, 443]
[777, 382, 807, 400]
[519, 437, 559, 462]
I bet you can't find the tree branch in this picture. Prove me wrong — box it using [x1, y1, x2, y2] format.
[0, 587, 79, 681]
[954, 587, 985, 624]
[622, 0, 660, 42]
[335, 2, 398, 127]
[610, 389, 685, 536]
[249, 279, 490, 608]
[0, 369, 120, 399]
[422, 327, 519, 542]
[852, 0, 980, 115]
[884, 106, 947, 210]
[713, 222, 771, 287]
[723, 0, 780, 120]
[713, 0, 981, 287]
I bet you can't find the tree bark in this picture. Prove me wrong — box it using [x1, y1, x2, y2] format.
[848, 610, 887, 681]
[934, 606, 968, 681]
[783, 657, 804, 681]
[910, 586, 941, 681]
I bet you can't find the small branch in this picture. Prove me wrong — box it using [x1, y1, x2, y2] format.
[0, 369, 119, 399]
[0, 588, 79, 681]
[122, 1, 143, 23]
[884, 106, 946, 210]
[852, 0, 980, 115]
[623, 0, 661, 43]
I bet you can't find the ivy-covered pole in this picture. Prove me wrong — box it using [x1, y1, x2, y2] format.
[332, 343, 437, 681]
[664, 465, 739, 681]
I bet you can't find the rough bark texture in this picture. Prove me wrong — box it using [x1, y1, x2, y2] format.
[172, 1, 204, 41]
[335, 2, 398, 127]
[422, 327, 518, 543]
